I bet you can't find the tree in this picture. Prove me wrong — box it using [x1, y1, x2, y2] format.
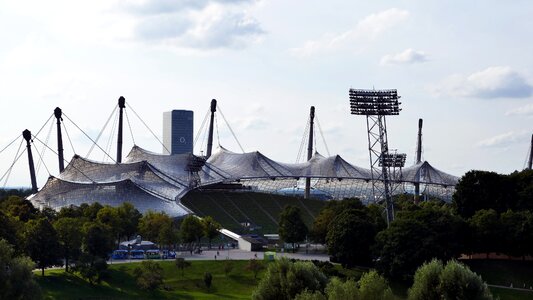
[73, 254, 109, 284]
[204, 272, 213, 291]
[0, 239, 42, 300]
[1, 196, 39, 222]
[323, 277, 359, 300]
[245, 259, 265, 280]
[57, 205, 83, 219]
[24, 218, 62, 276]
[134, 261, 164, 291]
[375, 207, 467, 280]
[509, 169, 533, 211]
[252, 258, 327, 300]
[0, 211, 19, 250]
[80, 202, 104, 221]
[116, 202, 141, 241]
[96, 206, 121, 246]
[278, 205, 308, 252]
[453, 170, 516, 217]
[326, 209, 376, 267]
[202, 216, 221, 249]
[138, 210, 173, 243]
[180, 215, 204, 246]
[54, 217, 83, 272]
[407, 259, 443, 300]
[408, 259, 492, 300]
[310, 198, 366, 244]
[175, 257, 191, 276]
[158, 220, 179, 249]
[468, 209, 501, 257]
[500, 210, 533, 258]
[82, 222, 114, 260]
[357, 270, 394, 300]
[295, 271, 393, 300]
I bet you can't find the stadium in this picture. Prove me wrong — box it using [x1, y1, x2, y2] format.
[16, 94, 459, 234]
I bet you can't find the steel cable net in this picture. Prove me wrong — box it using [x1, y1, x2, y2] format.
[30, 176, 191, 216]
[30, 144, 458, 217]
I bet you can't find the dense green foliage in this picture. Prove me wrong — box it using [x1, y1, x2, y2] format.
[453, 169, 533, 217]
[24, 218, 62, 276]
[180, 214, 204, 245]
[0, 238, 41, 300]
[375, 205, 467, 280]
[278, 205, 308, 250]
[252, 258, 328, 300]
[134, 261, 164, 291]
[408, 259, 492, 300]
[326, 208, 376, 267]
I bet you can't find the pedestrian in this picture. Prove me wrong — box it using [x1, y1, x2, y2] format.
[214, 255, 217, 260]
[217, 251, 219, 256]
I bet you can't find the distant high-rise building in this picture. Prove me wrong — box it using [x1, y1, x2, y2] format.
[163, 110, 193, 154]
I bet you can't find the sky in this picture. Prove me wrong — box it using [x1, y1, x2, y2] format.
[0, 0, 532, 188]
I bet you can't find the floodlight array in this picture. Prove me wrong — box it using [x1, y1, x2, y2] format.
[379, 153, 406, 168]
[349, 89, 401, 116]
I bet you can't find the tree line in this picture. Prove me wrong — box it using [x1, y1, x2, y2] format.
[0, 194, 222, 298]
[277, 169, 533, 282]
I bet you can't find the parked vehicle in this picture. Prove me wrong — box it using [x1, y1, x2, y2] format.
[146, 249, 161, 259]
[162, 250, 176, 259]
[111, 250, 128, 260]
[130, 249, 145, 259]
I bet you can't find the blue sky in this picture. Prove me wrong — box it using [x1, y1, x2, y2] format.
[0, 0, 532, 187]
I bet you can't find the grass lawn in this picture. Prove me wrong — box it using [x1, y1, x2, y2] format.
[36, 259, 533, 300]
[464, 260, 533, 288]
[37, 260, 266, 300]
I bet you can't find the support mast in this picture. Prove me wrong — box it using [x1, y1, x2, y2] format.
[23, 129, 38, 193]
[527, 134, 533, 170]
[206, 99, 217, 158]
[117, 96, 125, 163]
[54, 107, 65, 173]
[414, 118, 423, 201]
[304, 106, 315, 199]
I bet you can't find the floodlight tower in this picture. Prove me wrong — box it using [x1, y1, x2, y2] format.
[349, 89, 405, 225]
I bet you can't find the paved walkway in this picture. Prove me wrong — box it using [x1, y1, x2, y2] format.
[108, 249, 330, 264]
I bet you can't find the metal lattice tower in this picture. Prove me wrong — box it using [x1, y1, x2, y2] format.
[349, 89, 405, 225]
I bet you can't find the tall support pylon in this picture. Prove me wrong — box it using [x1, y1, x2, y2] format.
[349, 89, 405, 225]
[527, 134, 533, 170]
[54, 107, 65, 173]
[116, 96, 125, 163]
[304, 106, 315, 199]
[206, 99, 217, 159]
[23, 129, 38, 193]
[414, 118, 423, 202]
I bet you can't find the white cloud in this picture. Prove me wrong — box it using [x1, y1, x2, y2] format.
[506, 103, 533, 116]
[290, 8, 409, 58]
[123, 1, 263, 50]
[432, 66, 533, 99]
[477, 130, 529, 148]
[380, 48, 427, 65]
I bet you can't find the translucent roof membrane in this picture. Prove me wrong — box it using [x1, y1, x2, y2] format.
[208, 147, 373, 180]
[125, 146, 229, 185]
[400, 161, 459, 187]
[30, 176, 191, 217]
[30, 144, 459, 216]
